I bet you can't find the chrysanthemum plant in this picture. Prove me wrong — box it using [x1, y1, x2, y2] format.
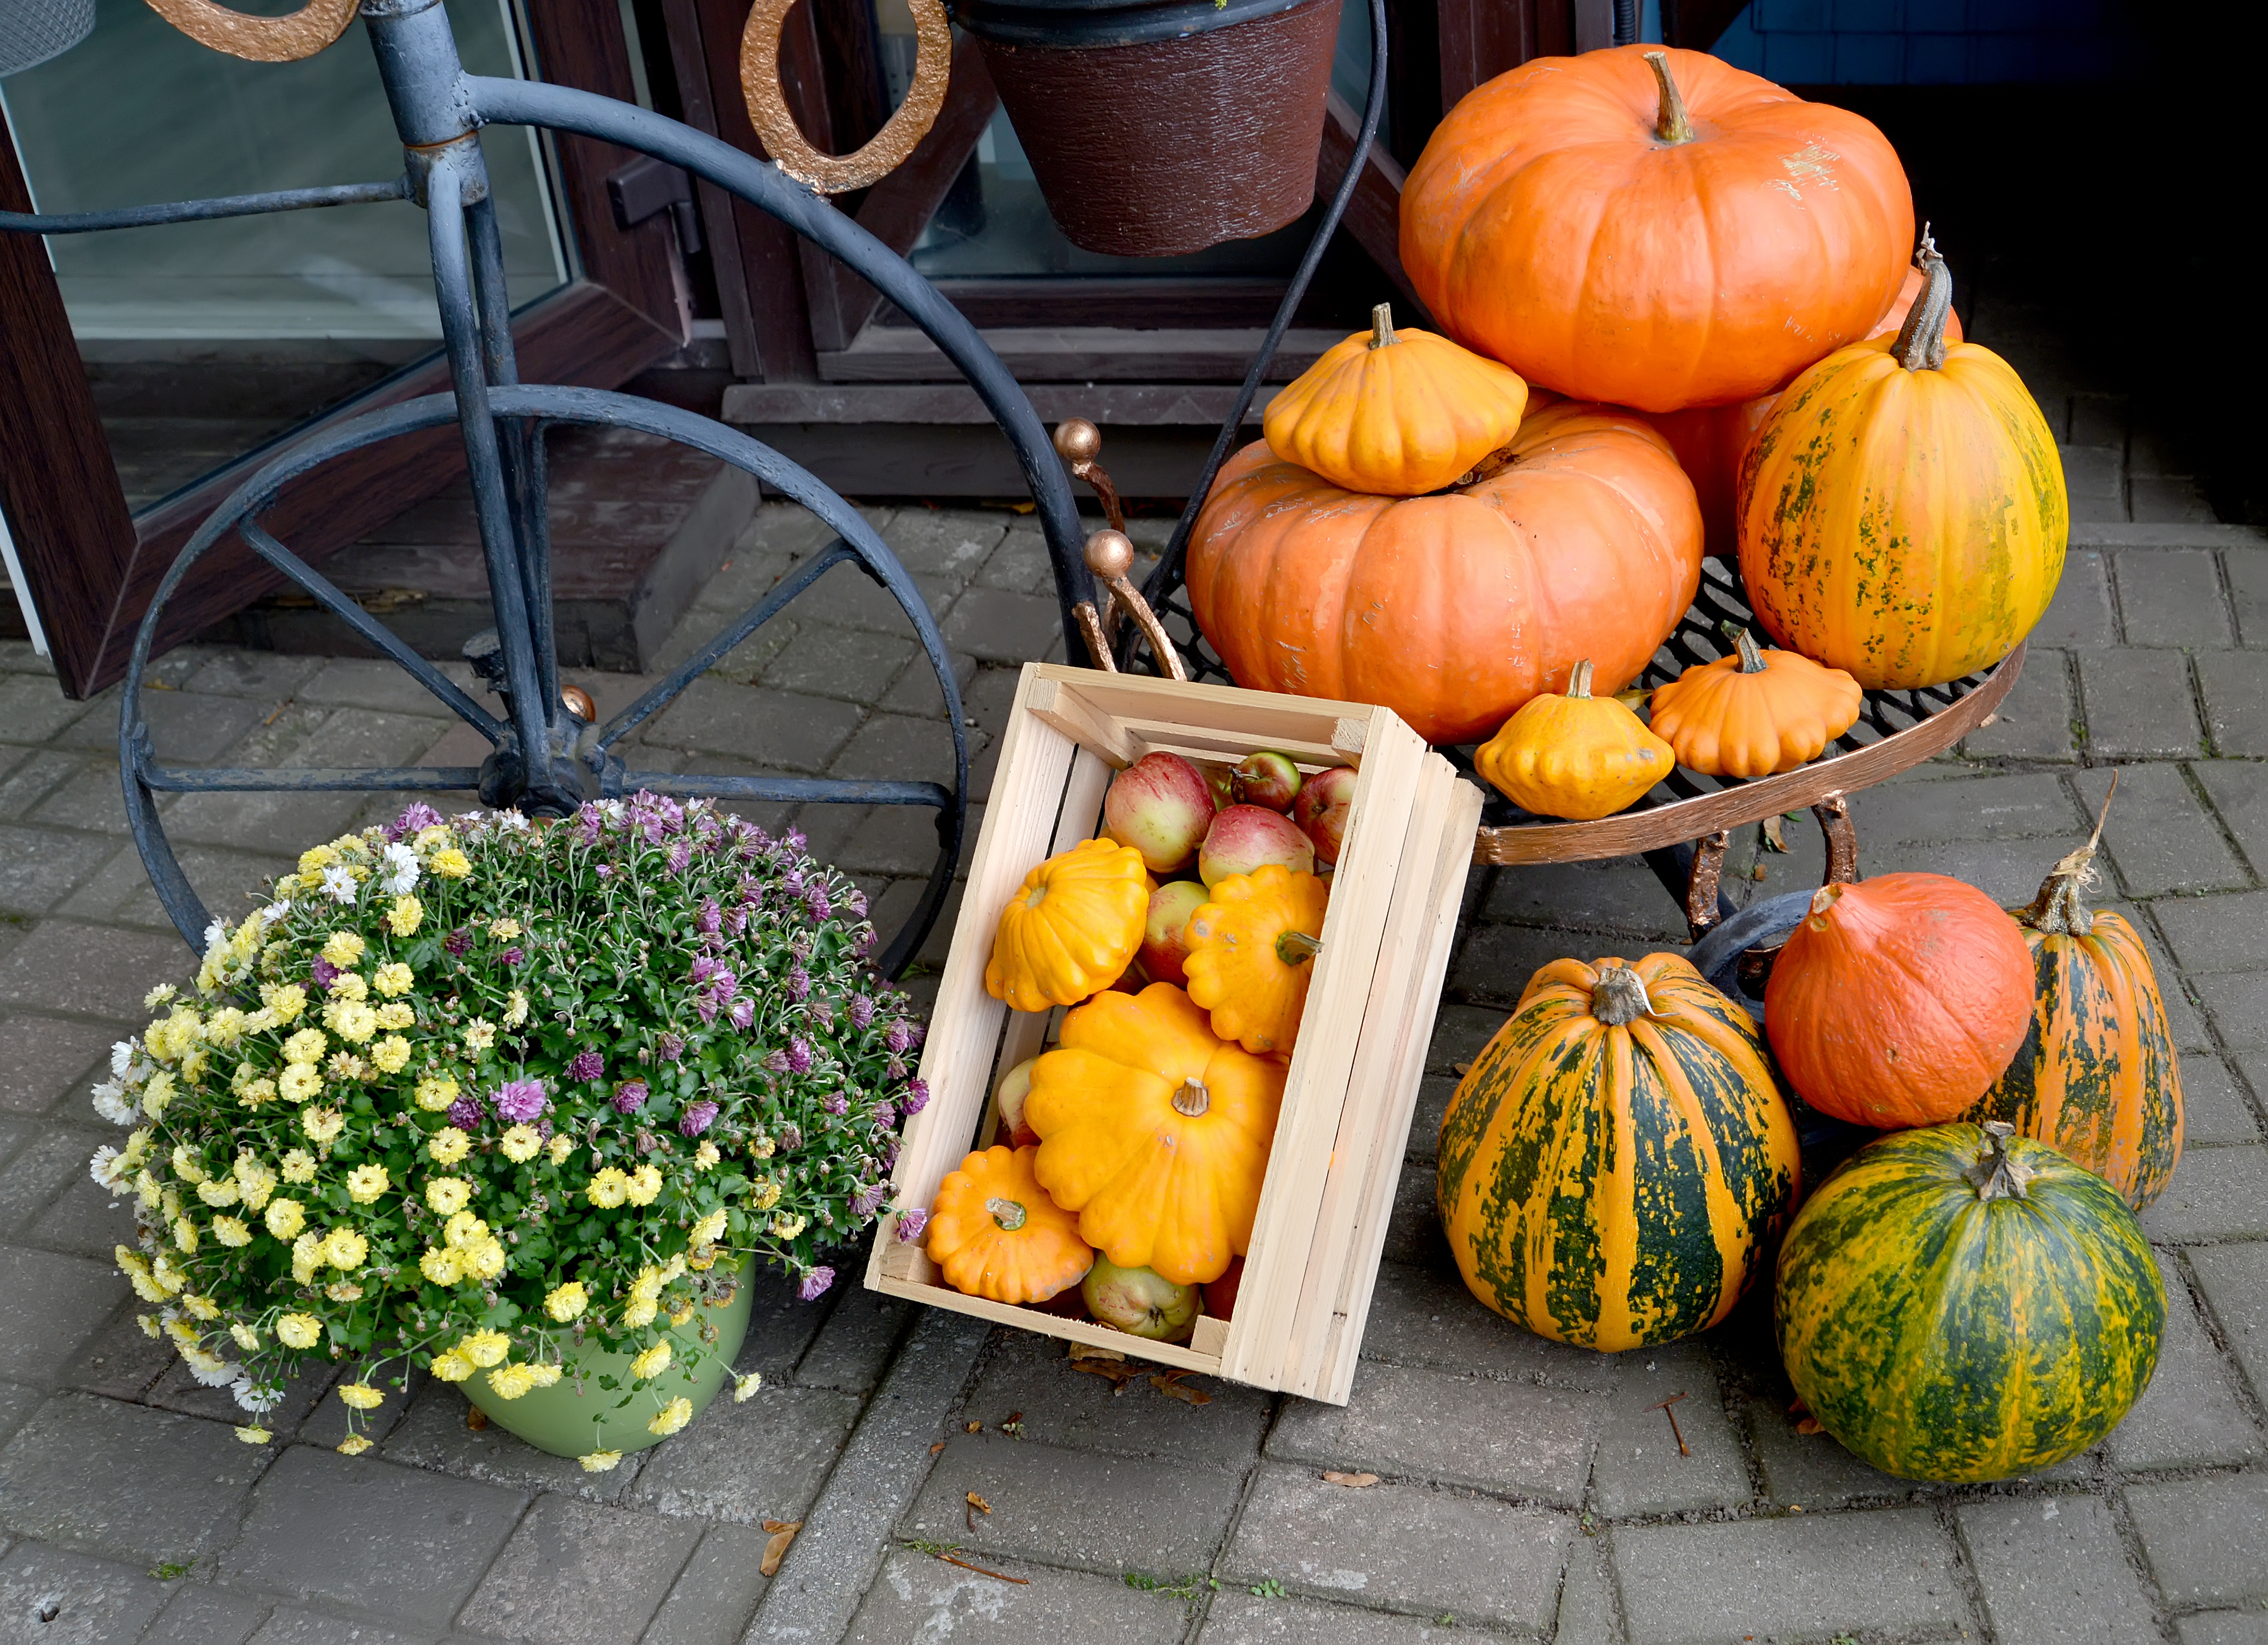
[90, 795, 926, 1463]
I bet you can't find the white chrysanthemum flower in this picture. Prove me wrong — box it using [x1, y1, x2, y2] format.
[321, 864, 356, 902]
[232, 1376, 285, 1414]
[110, 1040, 135, 1080]
[89, 1146, 128, 1191]
[184, 1348, 244, 1388]
[202, 919, 229, 958]
[381, 842, 421, 895]
[91, 1082, 138, 1128]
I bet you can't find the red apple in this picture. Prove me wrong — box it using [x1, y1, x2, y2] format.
[993, 1057, 1041, 1148]
[1195, 761, 1237, 813]
[1202, 1255, 1244, 1320]
[1199, 804, 1315, 886]
[1291, 766, 1357, 866]
[1107, 957, 1149, 994]
[1082, 1257, 1200, 1341]
[1138, 881, 1211, 986]
[1103, 751, 1215, 874]
[1231, 750, 1303, 813]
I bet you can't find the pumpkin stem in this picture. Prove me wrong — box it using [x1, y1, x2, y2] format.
[1892, 227, 1954, 373]
[984, 1196, 1028, 1232]
[1276, 929, 1324, 966]
[1644, 51, 1696, 145]
[1171, 1078, 1211, 1118]
[2017, 769, 2115, 938]
[1808, 883, 1843, 920]
[1591, 964, 1655, 1026]
[1963, 1121, 2038, 1203]
[1566, 658, 1596, 699]
[1733, 629, 1767, 674]
[1369, 302, 1397, 350]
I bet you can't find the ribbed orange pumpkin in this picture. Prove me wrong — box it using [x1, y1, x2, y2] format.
[1186, 401, 1703, 745]
[1765, 873, 2036, 1130]
[1738, 243, 2066, 689]
[1647, 265, 1963, 557]
[1400, 45, 1913, 412]
[1965, 837, 2186, 1211]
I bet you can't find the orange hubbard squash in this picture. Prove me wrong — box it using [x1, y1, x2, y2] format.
[926, 1145, 1092, 1304]
[1400, 46, 1913, 412]
[1187, 401, 1702, 745]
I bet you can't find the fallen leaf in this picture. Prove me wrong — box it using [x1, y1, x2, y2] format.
[1452, 1062, 1472, 1077]
[939, 1554, 1028, 1584]
[965, 1420, 982, 1433]
[759, 1522, 801, 1576]
[762, 1519, 801, 1535]
[1068, 1350, 1143, 1389]
[928, 1442, 946, 1456]
[1321, 1471, 1379, 1488]
[1150, 1370, 1212, 1406]
[1795, 1416, 1826, 1437]
[1761, 814, 1788, 853]
[465, 1407, 489, 1432]
[966, 1492, 992, 1514]
[1787, 1396, 1809, 1415]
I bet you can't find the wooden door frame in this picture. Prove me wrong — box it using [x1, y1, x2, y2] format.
[0, 0, 687, 699]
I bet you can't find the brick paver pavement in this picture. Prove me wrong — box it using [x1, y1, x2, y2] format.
[3, 378, 2265, 1638]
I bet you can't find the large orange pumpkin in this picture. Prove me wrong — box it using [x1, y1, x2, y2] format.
[1764, 872, 2035, 1130]
[1648, 265, 1963, 557]
[1401, 45, 1913, 412]
[1186, 401, 1703, 745]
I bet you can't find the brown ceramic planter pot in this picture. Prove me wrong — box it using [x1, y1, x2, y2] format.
[958, 0, 1344, 258]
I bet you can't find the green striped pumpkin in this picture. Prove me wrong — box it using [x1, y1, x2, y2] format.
[1436, 953, 1799, 1352]
[1776, 1122, 2163, 1481]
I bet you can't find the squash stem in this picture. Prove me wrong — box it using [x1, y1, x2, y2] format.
[2018, 769, 2115, 937]
[1368, 302, 1397, 350]
[985, 1195, 1028, 1232]
[1644, 51, 1696, 145]
[1963, 1121, 2038, 1202]
[1892, 226, 1954, 373]
[1276, 929, 1324, 966]
[1591, 964, 1654, 1026]
[1734, 629, 1767, 674]
[1171, 1078, 1211, 1118]
[1567, 658, 1595, 699]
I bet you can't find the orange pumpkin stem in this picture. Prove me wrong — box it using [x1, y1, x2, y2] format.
[1962, 1121, 2037, 1202]
[1368, 302, 1398, 350]
[1643, 51, 1696, 145]
[1733, 629, 1767, 674]
[1171, 1078, 1211, 1118]
[1566, 658, 1597, 699]
[1892, 228, 1953, 373]
[984, 1195, 1029, 1232]
[2019, 769, 2117, 937]
[1591, 964, 1654, 1026]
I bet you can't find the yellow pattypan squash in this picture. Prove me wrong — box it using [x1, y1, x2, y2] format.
[1026, 982, 1285, 1286]
[1264, 302, 1530, 495]
[926, 1145, 1092, 1304]
[1475, 658, 1673, 820]
[1182, 864, 1330, 1056]
[985, 837, 1148, 1013]
[1648, 628, 1864, 779]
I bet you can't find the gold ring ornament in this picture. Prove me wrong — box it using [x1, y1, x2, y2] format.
[739, 0, 951, 194]
[142, 0, 359, 62]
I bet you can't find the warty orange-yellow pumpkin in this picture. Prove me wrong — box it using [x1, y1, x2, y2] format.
[983, 837, 1148, 1014]
[925, 1145, 1093, 1304]
[1181, 863, 1330, 1056]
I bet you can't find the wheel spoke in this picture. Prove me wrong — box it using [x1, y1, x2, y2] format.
[137, 764, 486, 794]
[616, 772, 948, 807]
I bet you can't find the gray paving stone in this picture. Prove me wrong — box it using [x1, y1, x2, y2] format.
[878, 508, 1008, 580]
[1553, 1532, 1616, 1645]
[629, 1382, 860, 1525]
[2180, 1613, 2268, 1645]
[642, 678, 864, 773]
[1964, 646, 2078, 760]
[787, 562, 957, 635]
[245, 1608, 434, 1644]
[941, 590, 1063, 667]
[793, 1285, 912, 1395]
[0, 749, 78, 821]
[1379, 1162, 1452, 1275]
[0, 1016, 116, 1117]
[1851, 769, 2085, 844]
[844, 1549, 1189, 1645]
[829, 711, 967, 789]
[2200, 651, 2268, 756]
[2140, 1144, 2268, 1243]
[0, 1541, 170, 1642]
[1861, 833, 2098, 908]
[1586, 1346, 1750, 1518]
[875, 645, 977, 720]
[1423, 1005, 1501, 1079]
[2117, 549, 2232, 647]
[2196, 760, 2268, 877]
[1267, 1360, 1602, 1507]
[0, 676, 94, 745]
[458, 1495, 700, 1643]
[639, 1522, 770, 1645]
[900, 1434, 1243, 1580]
[26, 1171, 136, 1263]
[2126, 1473, 2268, 1608]
[0, 922, 190, 1022]
[60, 690, 267, 765]
[2132, 475, 2218, 523]
[290, 657, 483, 717]
[2228, 551, 2268, 647]
[2196, 973, 2268, 1051]
[2061, 444, 2124, 502]
[2078, 648, 2204, 757]
[378, 1380, 638, 1505]
[959, 1330, 1274, 1467]
[2190, 1055, 2266, 1146]
[2077, 763, 2249, 896]
[1222, 1463, 1570, 1632]
[1404, 1076, 1457, 1162]
[0, 1247, 128, 1384]
[2191, 1240, 2268, 1407]
[1957, 1494, 2161, 1645]
[141, 1580, 273, 1645]
[1612, 1508, 1971, 1645]
[0, 1127, 102, 1238]
[159, 708, 449, 850]
[52, 1303, 174, 1401]
[218, 1449, 524, 1630]
[2033, 551, 2117, 646]
[974, 527, 1056, 597]
[2154, 891, 2268, 972]
[0, 827, 114, 916]
[1479, 863, 1688, 941]
[176, 651, 324, 702]
[762, 627, 919, 703]
[0, 1393, 264, 1564]
[0, 1383, 40, 1448]
[1744, 1396, 1915, 1507]
[1199, 1591, 1494, 1644]
[1357, 1260, 1621, 1392]
[2108, 1253, 2263, 1472]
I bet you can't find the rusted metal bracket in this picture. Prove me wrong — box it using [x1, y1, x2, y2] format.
[1681, 794, 1860, 993]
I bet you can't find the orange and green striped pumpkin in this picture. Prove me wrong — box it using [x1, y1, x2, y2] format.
[1436, 953, 1799, 1352]
[1737, 239, 2066, 690]
[1965, 840, 2184, 1210]
[1776, 1121, 2163, 1481]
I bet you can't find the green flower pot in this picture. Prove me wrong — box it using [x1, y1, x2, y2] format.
[460, 1270, 757, 1460]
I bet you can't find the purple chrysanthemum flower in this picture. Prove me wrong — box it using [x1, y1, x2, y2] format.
[798, 1267, 835, 1300]
[881, 1136, 899, 1170]
[444, 929, 472, 956]
[885, 1058, 907, 1084]
[872, 1100, 895, 1128]
[849, 994, 874, 1030]
[612, 1080, 648, 1115]
[851, 1182, 887, 1218]
[595, 864, 613, 880]
[778, 1124, 802, 1151]
[846, 888, 868, 918]
[895, 1207, 927, 1241]
[309, 955, 339, 991]
[853, 928, 875, 956]
[822, 1091, 848, 1117]
[658, 1033, 683, 1064]
[493, 1080, 548, 1124]
[680, 1100, 718, 1138]
[786, 966, 810, 1004]
[386, 802, 443, 841]
[667, 838, 692, 876]
[762, 1049, 790, 1074]
[566, 1051, 604, 1083]
[697, 898, 722, 936]
[573, 805, 603, 845]
[781, 867, 804, 896]
[787, 1037, 813, 1075]
[729, 998, 756, 1031]
[902, 1077, 931, 1116]
[501, 947, 524, 968]
[802, 882, 832, 921]
[786, 828, 807, 853]
[885, 1020, 913, 1055]
[446, 1094, 486, 1131]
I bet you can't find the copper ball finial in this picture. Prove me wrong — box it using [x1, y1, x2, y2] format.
[1084, 529, 1135, 581]
[1054, 418, 1102, 465]
[560, 686, 597, 724]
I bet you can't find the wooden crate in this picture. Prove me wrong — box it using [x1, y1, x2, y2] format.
[866, 663, 1483, 1404]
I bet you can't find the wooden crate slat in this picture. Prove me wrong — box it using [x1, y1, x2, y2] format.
[1025, 675, 1148, 769]
[1223, 709, 1429, 1384]
[1309, 766, 1484, 1402]
[1278, 754, 1473, 1394]
[1044, 666, 1373, 745]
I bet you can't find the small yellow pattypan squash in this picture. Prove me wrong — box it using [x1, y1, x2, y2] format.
[984, 837, 1148, 1013]
[1182, 864, 1330, 1056]
[1475, 658, 1673, 820]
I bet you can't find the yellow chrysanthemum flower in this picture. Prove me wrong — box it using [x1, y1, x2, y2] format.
[620, 1297, 658, 1329]
[262, 982, 308, 1023]
[301, 1106, 345, 1147]
[504, 991, 529, 1029]
[290, 1233, 322, 1285]
[734, 1371, 763, 1403]
[414, 1076, 460, 1112]
[419, 1245, 465, 1286]
[321, 1227, 369, 1270]
[320, 931, 366, 968]
[463, 1238, 507, 1282]
[586, 1168, 629, 1209]
[264, 1197, 305, 1240]
[283, 1028, 328, 1066]
[276, 1311, 322, 1349]
[150, 1252, 187, 1295]
[375, 1002, 414, 1032]
[463, 1020, 496, 1053]
[425, 1177, 472, 1216]
[336, 1382, 385, 1410]
[280, 1149, 317, 1184]
[428, 1128, 471, 1166]
[205, 1008, 248, 1048]
[373, 962, 414, 998]
[233, 1157, 277, 1211]
[115, 1247, 167, 1304]
[489, 918, 522, 940]
[172, 1216, 198, 1253]
[458, 1329, 511, 1368]
[486, 1363, 536, 1401]
[429, 1348, 475, 1382]
[298, 844, 337, 875]
[235, 1426, 271, 1445]
[182, 1292, 220, 1321]
[238, 1077, 278, 1107]
[547, 1133, 575, 1165]
[346, 1164, 390, 1204]
[431, 848, 472, 880]
[525, 1362, 561, 1389]
[624, 1165, 663, 1207]
[195, 1177, 238, 1207]
[499, 1125, 542, 1163]
[230, 1322, 260, 1351]
[325, 1281, 364, 1303]
[212, 1216, 253, 1248]
[693, 1141, 720, 1172]
[443, 1211, 489, 1249]
[749, 1135, 776, 1160]
[329, 973, 369, 1006]
[144, 982, 178, 1010]
[141, 1071, 176, 1120]
[277, 1064, 324, 1105]
[647, 1397, 693, 1438]
[369, 1035, 412, 1075]
[336, 1434, 372, 1457]
[387, 896, 423, 937]
[329, 1003, 378, 1045]
[770, 1213, 808, 1240]
[630, 1340, 672, 1381]
[578, 1449, 622, 1473]
[544, 1281, 587, 1322]
[691, 1209, 729, 1247]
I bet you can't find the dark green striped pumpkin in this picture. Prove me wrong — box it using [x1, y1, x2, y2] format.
[1775, 1121, 2163, 1481]
[1437, 953, 1799, 1352]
